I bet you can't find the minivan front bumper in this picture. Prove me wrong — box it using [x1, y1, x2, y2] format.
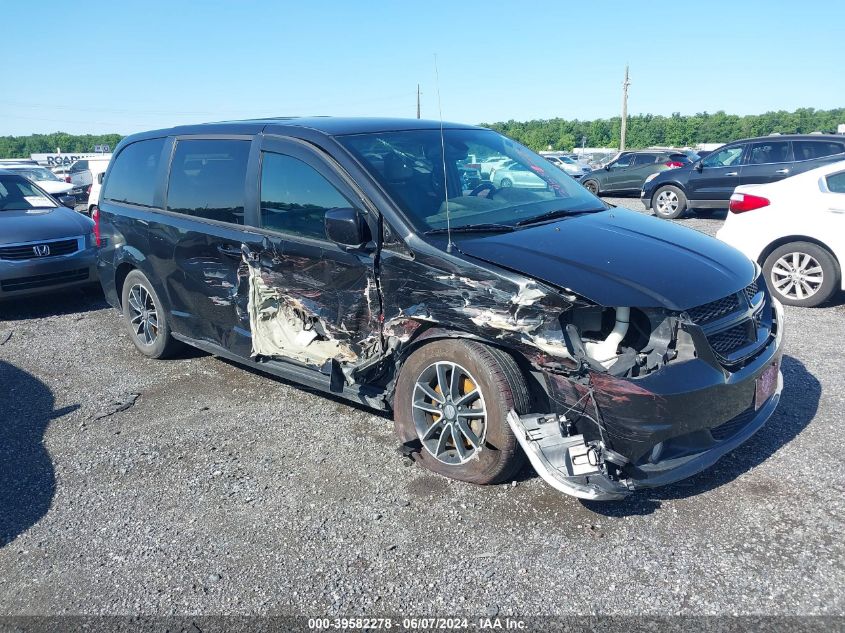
[508, 300, 785, 500]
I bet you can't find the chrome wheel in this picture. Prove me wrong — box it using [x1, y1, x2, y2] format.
[584, 180, 598, 194]
[770, 252, 824, 301]
[499, 178, 513, 188]
[412, 361, 487, 465]
[127, 283, 159, 346]
[655, 189, 679, 215]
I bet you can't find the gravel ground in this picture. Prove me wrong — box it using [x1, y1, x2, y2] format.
[1, 198, 843, 617]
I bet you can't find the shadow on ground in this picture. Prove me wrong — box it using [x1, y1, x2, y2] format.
[0, 361, 77, 547]
[583, 354, 819, 516]
[0, 286, 107, 320]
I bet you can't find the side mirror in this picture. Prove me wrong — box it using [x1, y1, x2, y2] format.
[695, 161, 704, 172]
[97, 172, 105, 184]
[604, 164, 611, 171]
[325, 207, 370, 246]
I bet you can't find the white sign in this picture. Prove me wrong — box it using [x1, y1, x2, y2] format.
[30, 153, 102, 167]
[838, 123, 845, 135]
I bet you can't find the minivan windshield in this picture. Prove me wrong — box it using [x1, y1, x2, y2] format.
[0, 175, 58, 211]
[339, 128, 607, 232]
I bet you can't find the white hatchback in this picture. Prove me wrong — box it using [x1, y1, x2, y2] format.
[717, 160, 845, 307]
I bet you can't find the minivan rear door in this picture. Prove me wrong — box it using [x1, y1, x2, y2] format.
[148, 135, 265, 359]
[249, 135, 381, 372]
[739, 140, 794, 187]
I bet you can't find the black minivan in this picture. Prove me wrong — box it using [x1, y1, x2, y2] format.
[95, 118, 784, 500]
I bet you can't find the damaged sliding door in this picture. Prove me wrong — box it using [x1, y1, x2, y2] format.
[248, 137, 381, 382]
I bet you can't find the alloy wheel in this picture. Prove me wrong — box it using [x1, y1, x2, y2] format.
[770, 252, 824, 301]
[655, 190, 679, 215]
[127, 283, 159, 346]
[412, 361, 487, 465]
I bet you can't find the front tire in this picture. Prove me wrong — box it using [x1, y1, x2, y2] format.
[583, 179, 600, 195]
[763, 242, 840, 307]
[394, 339, 529, 485]
[499, 178, 513, 188]
[121, 269, 180, 358]
[652, 185, 687, 219]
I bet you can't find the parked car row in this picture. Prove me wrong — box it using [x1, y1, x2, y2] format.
[580, 150, 697, 195]
[641, 134, 845, 219]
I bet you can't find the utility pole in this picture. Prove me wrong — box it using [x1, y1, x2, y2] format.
[620, 65, 630, 150]
[416, 84, 421, 119]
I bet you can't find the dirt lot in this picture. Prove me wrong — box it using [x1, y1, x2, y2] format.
[1, 199, 843, 616]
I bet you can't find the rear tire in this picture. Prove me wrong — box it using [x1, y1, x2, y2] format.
[499, 178, 513, 188]
[121, 269, 181, 359]
[652, 185, 687, 219]
[394, 339, 529, 485]
[763, 242, 839, 307]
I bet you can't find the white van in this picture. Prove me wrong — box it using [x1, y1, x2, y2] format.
[70, 156, 111, 214]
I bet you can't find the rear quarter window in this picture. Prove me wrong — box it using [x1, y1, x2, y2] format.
[826, 171, 845, 193]
[103, 138, 166, 207]
[793, 140, 845, 161]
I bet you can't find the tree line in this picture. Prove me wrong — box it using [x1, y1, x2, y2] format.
[483, 107, 845, 151]
[1, 107, 843, 158]
[0, 133, 123, 159]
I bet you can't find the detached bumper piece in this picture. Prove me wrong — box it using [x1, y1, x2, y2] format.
[506, 411, 630, 500]
[508, 369, 783, 501]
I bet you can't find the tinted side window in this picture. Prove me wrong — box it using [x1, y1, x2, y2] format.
[260, 152, 350, 239]
[633, 154, 657, 166]
[70, 160, 88, 173]
[103, 138, 165, 207]
[827, 172, 845, 193]
[793, 140, 845, 161]
[166, 139, 250, 224]
[746, 141, 792, 165]
[702, 146, 744, 167]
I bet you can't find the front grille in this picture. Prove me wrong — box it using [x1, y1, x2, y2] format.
[687, 293, 739, 324]
[710, 406, 756, 441]
[708, 321, 751, 356]
[745, 281, 760, 304]
[1, 268, 89, 292]
[0, 238, 79, 261]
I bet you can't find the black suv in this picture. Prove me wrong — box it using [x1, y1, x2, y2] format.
[94, 118, 783, 500]
[580, 150, 695, 196]
[642, 134, 845, 218]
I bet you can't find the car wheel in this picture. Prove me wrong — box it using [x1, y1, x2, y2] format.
[393, 339, 529, 485]
[652, 185, 687, 219]
[583, 179, 600, 194]
[499, 178, 513, 188]
[763, 242, 840, 307]
[121, 269, 180, 358]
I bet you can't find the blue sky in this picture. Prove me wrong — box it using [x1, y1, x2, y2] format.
[3, 0, 844, 135]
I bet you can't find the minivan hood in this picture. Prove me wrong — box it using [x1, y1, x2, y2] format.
[457, 208, 755, 310]
[0, 207, 93, 244]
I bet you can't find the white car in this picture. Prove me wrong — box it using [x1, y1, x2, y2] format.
[69, 155, 111, 190]
[717, 160, 845, 307]
[78, 156, 111, 214]
[478, 155, 511, 178]
[544, 155, 591, 180]
[490, 161, 547, 189]
[1, 163, 74, 197]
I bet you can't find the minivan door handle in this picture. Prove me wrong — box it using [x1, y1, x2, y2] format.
[725, 172, 738, 177]
[217, 243, 244, 259]
[775, 169, 790, 175]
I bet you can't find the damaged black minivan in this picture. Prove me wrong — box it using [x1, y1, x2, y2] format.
[95, 118, 784, 500]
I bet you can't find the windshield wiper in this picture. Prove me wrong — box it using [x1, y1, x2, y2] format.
[515, 207, 605, 227]
[425, 223, 515, 235]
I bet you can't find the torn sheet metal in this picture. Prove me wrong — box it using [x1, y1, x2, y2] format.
[246, 256, 358, 365]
